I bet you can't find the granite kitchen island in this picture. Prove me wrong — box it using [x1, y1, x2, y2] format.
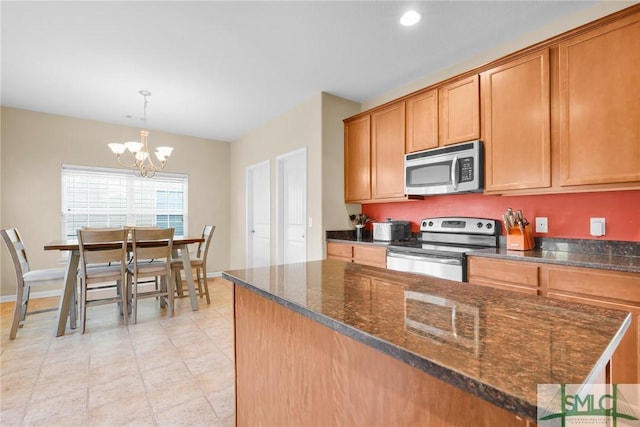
[222, 260, 631, 426]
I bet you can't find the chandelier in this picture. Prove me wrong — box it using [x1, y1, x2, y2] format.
[108, 90, 173, 178]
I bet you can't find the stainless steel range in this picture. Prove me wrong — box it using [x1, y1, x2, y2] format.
[387, 217, 500, 282]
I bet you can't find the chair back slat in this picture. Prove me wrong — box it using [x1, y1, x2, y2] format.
[1, 228, 31, 276]
[131, 228, 174, 265]
[77, 229, 128, 278]
[197, 225, 216, 260]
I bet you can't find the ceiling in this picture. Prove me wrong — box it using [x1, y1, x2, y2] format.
[1, 1, 633, 142]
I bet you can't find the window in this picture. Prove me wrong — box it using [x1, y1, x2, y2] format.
[62, 165, 188, 239]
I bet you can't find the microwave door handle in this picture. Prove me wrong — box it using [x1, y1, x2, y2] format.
[451, 155, 459, 190]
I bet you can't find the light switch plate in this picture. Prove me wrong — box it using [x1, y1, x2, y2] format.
[590, 217, 606, 237]
[535, 217, 548, 233]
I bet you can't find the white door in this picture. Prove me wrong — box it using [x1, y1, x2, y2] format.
[246, 161, 270, 268]
[277, 148, 307, 265]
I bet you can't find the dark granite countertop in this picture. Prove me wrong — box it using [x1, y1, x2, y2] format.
[467, 247, 640, 274]
[222, 260, 631, 421]
[327, 230, 640, 274]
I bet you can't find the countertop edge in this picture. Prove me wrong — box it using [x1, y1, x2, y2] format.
[466, 249, 640, 274]
[222, 270, 538, 420]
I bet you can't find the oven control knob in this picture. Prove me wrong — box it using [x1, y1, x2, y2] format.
[428, 221, 434, 227]
[476, 222, 483, 228]
[486, 223, 493, 229]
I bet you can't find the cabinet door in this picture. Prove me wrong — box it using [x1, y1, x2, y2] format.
[439, 75, 480, 146]
[353, 245, 387, 269]
[344, 115, 371, 202]
[467, 257, 539, 295]
[406, 89, 438, 153]
[327, 242, 353, 262]
[371, 102, 406, 199]
[545, 266, 640, 384]
[482, 50, 551, 193]
[558, 13, 640, 186]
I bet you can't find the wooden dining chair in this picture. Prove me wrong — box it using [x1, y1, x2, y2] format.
[171, 225, 215, 304]
[77, 228, 129, 333]
[1, 228, 67, 340]
[127, 227, 174, 323]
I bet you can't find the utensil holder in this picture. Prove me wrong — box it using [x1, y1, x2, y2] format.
[506, 225, 534, 250]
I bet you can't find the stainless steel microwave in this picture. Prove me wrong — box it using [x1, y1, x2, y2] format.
[404, 140, 483, 196]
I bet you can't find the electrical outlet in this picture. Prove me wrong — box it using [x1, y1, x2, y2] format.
[590, 218, 605, 237]
[535, 217, 548, 233]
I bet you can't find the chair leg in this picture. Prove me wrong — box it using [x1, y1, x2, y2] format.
[80, 278, 88, 334]
[200, 268, 210, 304]
[9, 279, 26, 340]
[120, 279, 129, 327]
[130, 274, 137, 325]
[166, 275, 174, 317]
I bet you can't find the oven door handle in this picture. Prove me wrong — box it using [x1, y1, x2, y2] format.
[387, 252, 462, 265]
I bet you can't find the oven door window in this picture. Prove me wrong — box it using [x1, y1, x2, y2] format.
[406, 160, 452, 187]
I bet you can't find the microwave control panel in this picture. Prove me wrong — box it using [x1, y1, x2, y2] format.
[459, 157, 474, 182]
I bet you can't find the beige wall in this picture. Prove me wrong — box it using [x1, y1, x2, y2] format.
[321, 93, 361, 243]
[0, 107, 231, 298]
[229, 92, 360, 269]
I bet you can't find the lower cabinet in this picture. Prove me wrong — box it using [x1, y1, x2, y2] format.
[327, 241, 387, 269]
[468, 256, 640, 384]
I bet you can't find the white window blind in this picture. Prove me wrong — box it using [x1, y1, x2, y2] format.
[62, 165, 188, 239]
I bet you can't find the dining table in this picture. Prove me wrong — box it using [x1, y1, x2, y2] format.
[44, 235, 205, 337]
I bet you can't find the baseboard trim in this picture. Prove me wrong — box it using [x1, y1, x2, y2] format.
[0, 271, 224, 303]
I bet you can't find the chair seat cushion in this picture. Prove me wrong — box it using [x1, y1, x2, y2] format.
[23, 267, 66, 283]
[81, 265, 125, 280]
[127, 262, 169, 275]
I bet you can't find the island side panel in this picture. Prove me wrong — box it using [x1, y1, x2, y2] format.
[234, 284, 531, 427]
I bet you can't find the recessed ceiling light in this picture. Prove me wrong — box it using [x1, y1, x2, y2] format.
[400, 10, 421, 27]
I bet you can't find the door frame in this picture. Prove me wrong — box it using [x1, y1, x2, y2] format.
[276, 147, 307, 265]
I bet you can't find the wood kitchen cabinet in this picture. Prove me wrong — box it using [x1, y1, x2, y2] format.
[481, 50, 551, 193]
[371, 102, 406, 199]
[468, 255, 640, 384]
[558, 12, 640, 188]
[545, 265, 640, 385]
[344, 115, 371, 202]
[327, 241, 387, 269]
[467, 257, 540, 295]
[439, 75, 480, 146]
[405, 89, 439, 153]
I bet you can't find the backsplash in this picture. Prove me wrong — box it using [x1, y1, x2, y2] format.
[362, 190, 640, 242]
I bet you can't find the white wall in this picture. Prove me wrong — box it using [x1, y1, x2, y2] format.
[362, 1, 635, 111]
[0, 107, 231, 298]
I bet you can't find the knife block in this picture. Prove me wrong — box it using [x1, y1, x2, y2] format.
[506, 225, 534, 251]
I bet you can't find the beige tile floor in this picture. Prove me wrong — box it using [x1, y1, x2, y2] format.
[0, 278, 235, 427]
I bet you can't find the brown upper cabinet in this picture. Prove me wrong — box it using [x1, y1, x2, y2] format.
[405, 89, 438, 153]
[344, 115, 371, 202]
[371, 102, 406, 200]
[438, 75, 481, 146]
[345, 5, 640, 199]
[558, 12, 640, 187]
[481, 49, 551, 193]
[405, 76, 481, 153]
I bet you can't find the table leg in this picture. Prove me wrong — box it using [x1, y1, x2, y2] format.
[178, 244, 199, 311]
[55, 250, 79, 337]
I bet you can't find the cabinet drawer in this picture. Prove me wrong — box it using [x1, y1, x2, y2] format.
[353, 245, 387, 268]
[468, 257, 539, 293]
[547, 266, 640, 305]
[327, 242, 353, 259]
